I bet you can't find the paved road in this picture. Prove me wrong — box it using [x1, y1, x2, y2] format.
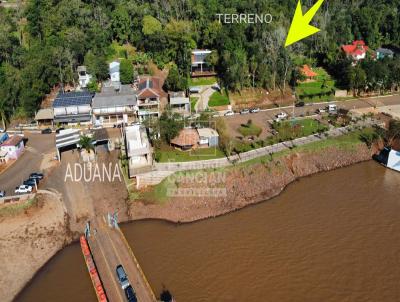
[88, 217, 156, 302]
[221, 94, 400, 120]
[224, 95, 400, 138]
[0, 132, 54, 196]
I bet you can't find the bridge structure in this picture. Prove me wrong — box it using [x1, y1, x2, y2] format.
[81, 214, 157, 302]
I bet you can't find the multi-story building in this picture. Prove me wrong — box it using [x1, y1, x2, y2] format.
[125, 125, 153, 177]
[136, 77, 164, 121]
[92, 84, 138, 127]
[53, 91, 93, 125]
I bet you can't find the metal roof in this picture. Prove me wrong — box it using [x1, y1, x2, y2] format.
[35, 108, 54, 120]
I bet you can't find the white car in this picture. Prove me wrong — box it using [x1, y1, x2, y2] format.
[224, 111, 234, 116]
[316, 108, 326, 114]
[276, 112, 288, 119]
[15, 185, 32, 194]
[0, 128, 5, 133]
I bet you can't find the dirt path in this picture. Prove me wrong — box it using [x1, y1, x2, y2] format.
[0, 192, 71, 302]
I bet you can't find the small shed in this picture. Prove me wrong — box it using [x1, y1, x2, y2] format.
[35, 108, 54, 126]
[197, 128, 219, 147]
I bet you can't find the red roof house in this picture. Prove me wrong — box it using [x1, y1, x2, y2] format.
[300, 65, 318, 79]
[341, 40, 369, 61]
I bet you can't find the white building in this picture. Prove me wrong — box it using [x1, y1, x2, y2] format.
[109, 61, 120, 84]
[125, 125, 153, 177]
[77, 66, 92, 88]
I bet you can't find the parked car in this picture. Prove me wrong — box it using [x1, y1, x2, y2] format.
[295, 101, 305, 107]
[116, 265, 130, 290]
[55, 127, 65, 134]
[23, 178, 38, 187]
[316, 108, 326, 114]
[0, 127, 5, 133]
[240, 108, 250, 115]
[41, 128, 52, 134]
[250, 107, 260, 113]
[327, 104, 338, 113]
[276, 112, 288, 119]
[0, 190, 5, 198]
[224, 111, 234, 117]
[124, 285, 138, 302]
[15, 185, 32, 194]
[30, 172, 44, 180]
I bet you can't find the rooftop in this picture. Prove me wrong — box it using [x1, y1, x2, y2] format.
[197, 128, 219, 138]
[53, 91, 93, 108]
[171, 128, 199, 148]
[35, 108, 54, 121]
[300, 65, 317, 78]
[169, 96, 190, 105]
[126, 125, 151, 157]
[1, 135, 23, 147]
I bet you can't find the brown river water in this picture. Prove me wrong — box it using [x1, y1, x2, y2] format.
[15, 161, 400, 302]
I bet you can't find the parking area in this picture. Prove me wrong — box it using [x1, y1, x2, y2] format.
[0, 132, 55, 196]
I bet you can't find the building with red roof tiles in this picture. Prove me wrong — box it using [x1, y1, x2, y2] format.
[137, 77, 168, 121]
[300, 65, 318, 80]
[341, 40, 369, 61]
[0, 135, 24, 160]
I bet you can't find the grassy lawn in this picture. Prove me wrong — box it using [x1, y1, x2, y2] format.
[209, 91, 230, 107]
[296, 68, 336, 103]
[140, 128, 373, 203]
[190, 97, 198, 112]
[238, 122, 262, 137]
[189, 77, 217, 86]
[156, 147, 225, 162]
[0, 197, 37, 218]
[270, 118, 328, 142]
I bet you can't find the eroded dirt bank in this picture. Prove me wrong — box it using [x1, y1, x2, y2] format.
[0, 192, 72, 302]
[129, 144, 374, 223]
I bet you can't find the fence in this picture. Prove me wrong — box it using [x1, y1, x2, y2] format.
[154, 122, 371, 173]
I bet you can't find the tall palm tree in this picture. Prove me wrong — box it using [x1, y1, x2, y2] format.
[79, 135, 95, 153]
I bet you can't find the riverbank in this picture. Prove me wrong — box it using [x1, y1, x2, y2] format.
[128, 130, 377, 223]
[0, 192, 72, 302]
[7, 129, 377, 301]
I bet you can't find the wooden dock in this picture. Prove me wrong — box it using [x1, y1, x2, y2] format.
[86, 216, 157, 302]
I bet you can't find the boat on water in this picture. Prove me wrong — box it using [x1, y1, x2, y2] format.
[373, 147, 400, 172]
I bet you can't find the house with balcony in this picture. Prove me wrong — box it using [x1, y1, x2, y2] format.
[191, 49, 216, 77]
[169, 92, 190, 116]
[53, 91, 94, 125]
[136, 77, 164, 121]
[125, 125, 153, 178]
[92, 84, 138, 126]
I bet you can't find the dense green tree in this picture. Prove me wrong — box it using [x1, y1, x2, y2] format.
[119, 59, 133, 84]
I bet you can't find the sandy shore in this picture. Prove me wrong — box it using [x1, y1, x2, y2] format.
[0, 192, 72, 302]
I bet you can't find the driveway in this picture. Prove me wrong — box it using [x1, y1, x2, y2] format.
[0, 132, 55, 196]
[195, 86, 216, 112]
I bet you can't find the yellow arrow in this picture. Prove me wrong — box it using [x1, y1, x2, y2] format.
[285, 0, 325, 47]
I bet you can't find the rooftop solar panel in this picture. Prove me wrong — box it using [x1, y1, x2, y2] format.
[53, 96, 93, 107]
[57, 91, 93, 99]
